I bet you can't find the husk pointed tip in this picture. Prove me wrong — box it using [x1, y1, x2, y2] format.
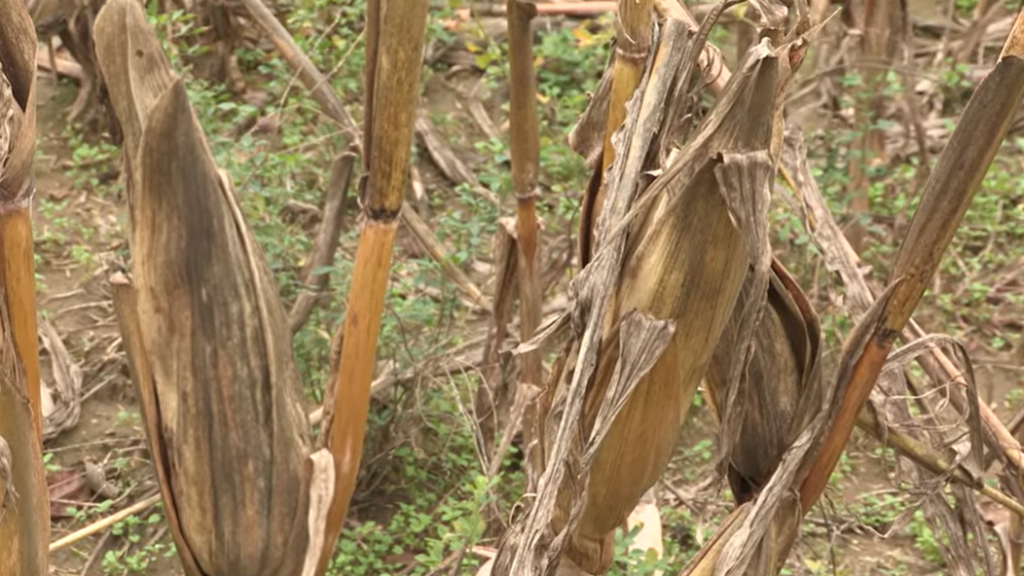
[95, 0, 178, 161]
[95, 0, 146, 32]
[149, 76, 193, 128]
[135, 76, 211, 212]
[94, 0, 149, 70]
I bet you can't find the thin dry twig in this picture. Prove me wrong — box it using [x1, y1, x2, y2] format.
[401, 201, 489, 311]
[239, 0, 358, 138]
[415, 112, 500, 206]
[79, 529, 113, 576]
[288, 152, 354, 333]
[49, 492, 161, 552]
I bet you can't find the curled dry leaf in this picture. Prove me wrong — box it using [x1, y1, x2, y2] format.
[568, 58, 614, 170]
[700, 258, 822, 575]
[130, 83, 314, 574]
[39, 318, 83, 441]
[706, 260, 822, 504]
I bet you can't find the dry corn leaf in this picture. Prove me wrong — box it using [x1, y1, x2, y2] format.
[568, 58, 615, 170]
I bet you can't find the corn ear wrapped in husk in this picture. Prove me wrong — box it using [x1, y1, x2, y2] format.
[97, 1, 325, 574]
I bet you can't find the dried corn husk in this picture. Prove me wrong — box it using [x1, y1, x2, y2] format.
[96, 1, 326, 574]
[707, 260, 822, 504]
[699, 259, 822, 575]
[493, 6, 806, 570]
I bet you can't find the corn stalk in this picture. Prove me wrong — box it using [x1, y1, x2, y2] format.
[240, 2, 446, 566]
[315, 1, 429, 571]
[0, 1, 48, 573]
[506, 0, 545, 485]
[800, 10, 1024, 508]
[782, 131, 1002, 574]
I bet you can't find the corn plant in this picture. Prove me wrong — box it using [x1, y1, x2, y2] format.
[492, 1, 1024, 575]
[0, 0, 48, 574]
[93, 0, 429, 574]
[493, 1, 802, 571]
[506, 0, 545, 486]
